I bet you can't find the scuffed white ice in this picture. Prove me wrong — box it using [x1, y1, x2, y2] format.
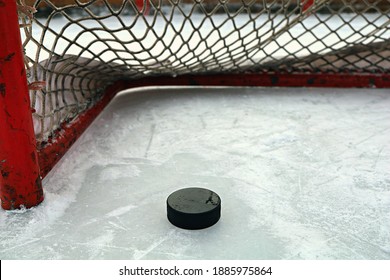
[1, 87, 390, 260]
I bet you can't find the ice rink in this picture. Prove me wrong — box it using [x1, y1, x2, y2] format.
[1, 86, 390, 259]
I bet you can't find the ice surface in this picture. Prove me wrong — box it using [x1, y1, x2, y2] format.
[1, 87, 390, 260]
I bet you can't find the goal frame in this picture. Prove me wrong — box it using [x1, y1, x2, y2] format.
[1, 1, 390, 210]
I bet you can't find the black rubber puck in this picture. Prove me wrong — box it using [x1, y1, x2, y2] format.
[167, 188, 221, 230]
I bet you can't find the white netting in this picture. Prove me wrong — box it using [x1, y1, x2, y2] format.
[18, 0, 390, 143]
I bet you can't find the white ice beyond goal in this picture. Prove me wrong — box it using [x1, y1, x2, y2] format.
[0, 0, 389, 210]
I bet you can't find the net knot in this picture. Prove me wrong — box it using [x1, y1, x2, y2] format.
[17, 3, 36, 28]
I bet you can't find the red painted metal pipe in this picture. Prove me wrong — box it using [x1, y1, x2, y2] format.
[0, 1, 43, 210]
[302, 0, 314, 11]
[135, 0, 150, 14]
[122, 72, 390, 89]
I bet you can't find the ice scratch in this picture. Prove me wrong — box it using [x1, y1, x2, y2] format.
[144, 124, 156, 158]
[133, 230, 175, 260]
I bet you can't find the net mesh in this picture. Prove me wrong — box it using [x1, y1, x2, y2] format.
[18, 0, 390, 143]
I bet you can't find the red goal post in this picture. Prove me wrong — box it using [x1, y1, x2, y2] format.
[0, 1, 43, 210]
[1, 0, 390, 210]
[0, 1, 148, 210]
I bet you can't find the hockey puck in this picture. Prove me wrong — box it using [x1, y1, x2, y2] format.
[167, 188, 221, 230]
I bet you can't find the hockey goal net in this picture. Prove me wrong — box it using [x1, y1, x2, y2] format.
[1, 0, 389, 209]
